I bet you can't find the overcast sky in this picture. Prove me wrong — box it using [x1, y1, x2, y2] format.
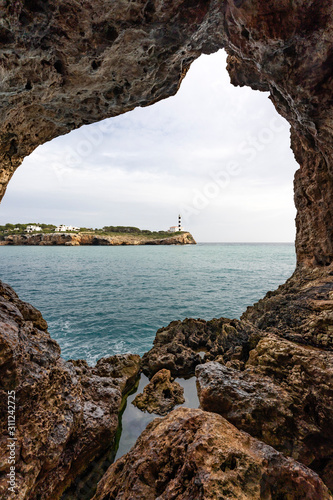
[1, 49, 298, 242]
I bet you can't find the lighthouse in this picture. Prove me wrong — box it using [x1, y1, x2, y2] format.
[168, 215, 185, 232]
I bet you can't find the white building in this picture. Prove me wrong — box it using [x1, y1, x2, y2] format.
[25, 225, 42, 233]
[55, 225, 80, 232]
[168, 215, 184, 232]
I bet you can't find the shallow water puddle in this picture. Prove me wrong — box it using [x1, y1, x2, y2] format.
[115, 373, 199, 460]
[62, 372, 199, 499]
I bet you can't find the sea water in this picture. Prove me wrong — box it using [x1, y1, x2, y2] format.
[0, 243, 296, 364]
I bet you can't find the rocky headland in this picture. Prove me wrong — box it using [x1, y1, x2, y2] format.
[0, 0, 332, 498]
[0, 232, 196, 246]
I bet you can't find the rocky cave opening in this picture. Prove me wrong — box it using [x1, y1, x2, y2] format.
[0, 1, 332, 498]
[1, 49, 297, 244]
[0, 48, 299, 369]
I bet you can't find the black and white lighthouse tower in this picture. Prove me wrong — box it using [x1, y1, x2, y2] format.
[168, 215, 184, 233]
[178, 214, 182, 231]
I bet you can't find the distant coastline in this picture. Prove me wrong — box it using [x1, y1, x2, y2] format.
[0, 231, 196, 246]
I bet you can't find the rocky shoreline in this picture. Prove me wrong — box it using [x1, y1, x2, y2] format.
[1, 265, 332, 498]
[0, 232, 196, 246]
[0, 0, 333, 498]
[0, 279, 141, 498]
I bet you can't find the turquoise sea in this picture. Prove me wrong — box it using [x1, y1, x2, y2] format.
[0, 243, 296, 364]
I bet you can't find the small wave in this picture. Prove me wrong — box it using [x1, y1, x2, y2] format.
[0, 244, 296, 362]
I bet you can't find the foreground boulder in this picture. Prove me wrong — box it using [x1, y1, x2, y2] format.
[196, 333, 333, 489]
[0, 281, 140, 499]
[92, 407, 331, 500]
[133, 369, 185, 416]
[140, 266, 333, 491]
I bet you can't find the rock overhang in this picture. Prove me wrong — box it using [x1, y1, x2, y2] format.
[0, 2, 332, 258]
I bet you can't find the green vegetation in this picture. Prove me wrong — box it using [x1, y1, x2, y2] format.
[101, 226, 182, 239]
[103, 226, 142, 234]
[0, 224, 185, 239]
[0, 223, 56, 235]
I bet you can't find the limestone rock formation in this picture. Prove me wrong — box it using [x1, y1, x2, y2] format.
[0, 281, 140, 499]
[223, 1, 333, 266]
[92, 407, 332, 500]
[1, 232, 196, 246]
[141, 317, 255, 377]
[141, 265, 333, 489]
[0, 0, 224, 202]
[132, 369, 185, 416]
[0, 1, 332, 266]
[242, 264, 333, 350]
[196, 341, 333, 489]
[1, 0, 333, 498]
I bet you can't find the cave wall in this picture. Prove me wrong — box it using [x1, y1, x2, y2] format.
[223, 0, 333, 266]
[0, 0, 332, 265]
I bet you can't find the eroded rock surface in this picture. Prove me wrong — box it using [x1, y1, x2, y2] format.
[0, 281, 140, 499]
[223, 1, 333, 266]
[133, 369, 185, 416]
[1, 1, 333, 498]
[196, 336, 333, 489]
[92, 407, 332, 500]
[141, 317, 255, 377]
[1, 232, 196, 246]
[242, 264, 333, 349]
[0, 0, 224, 201]
[0, 1, 332, 266]
[141, 266, 333, 491]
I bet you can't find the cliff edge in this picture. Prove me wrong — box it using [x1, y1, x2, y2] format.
[1, 232, 196, 246]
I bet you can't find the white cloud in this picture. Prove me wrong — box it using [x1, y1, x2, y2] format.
[0, 50, 298, 241]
